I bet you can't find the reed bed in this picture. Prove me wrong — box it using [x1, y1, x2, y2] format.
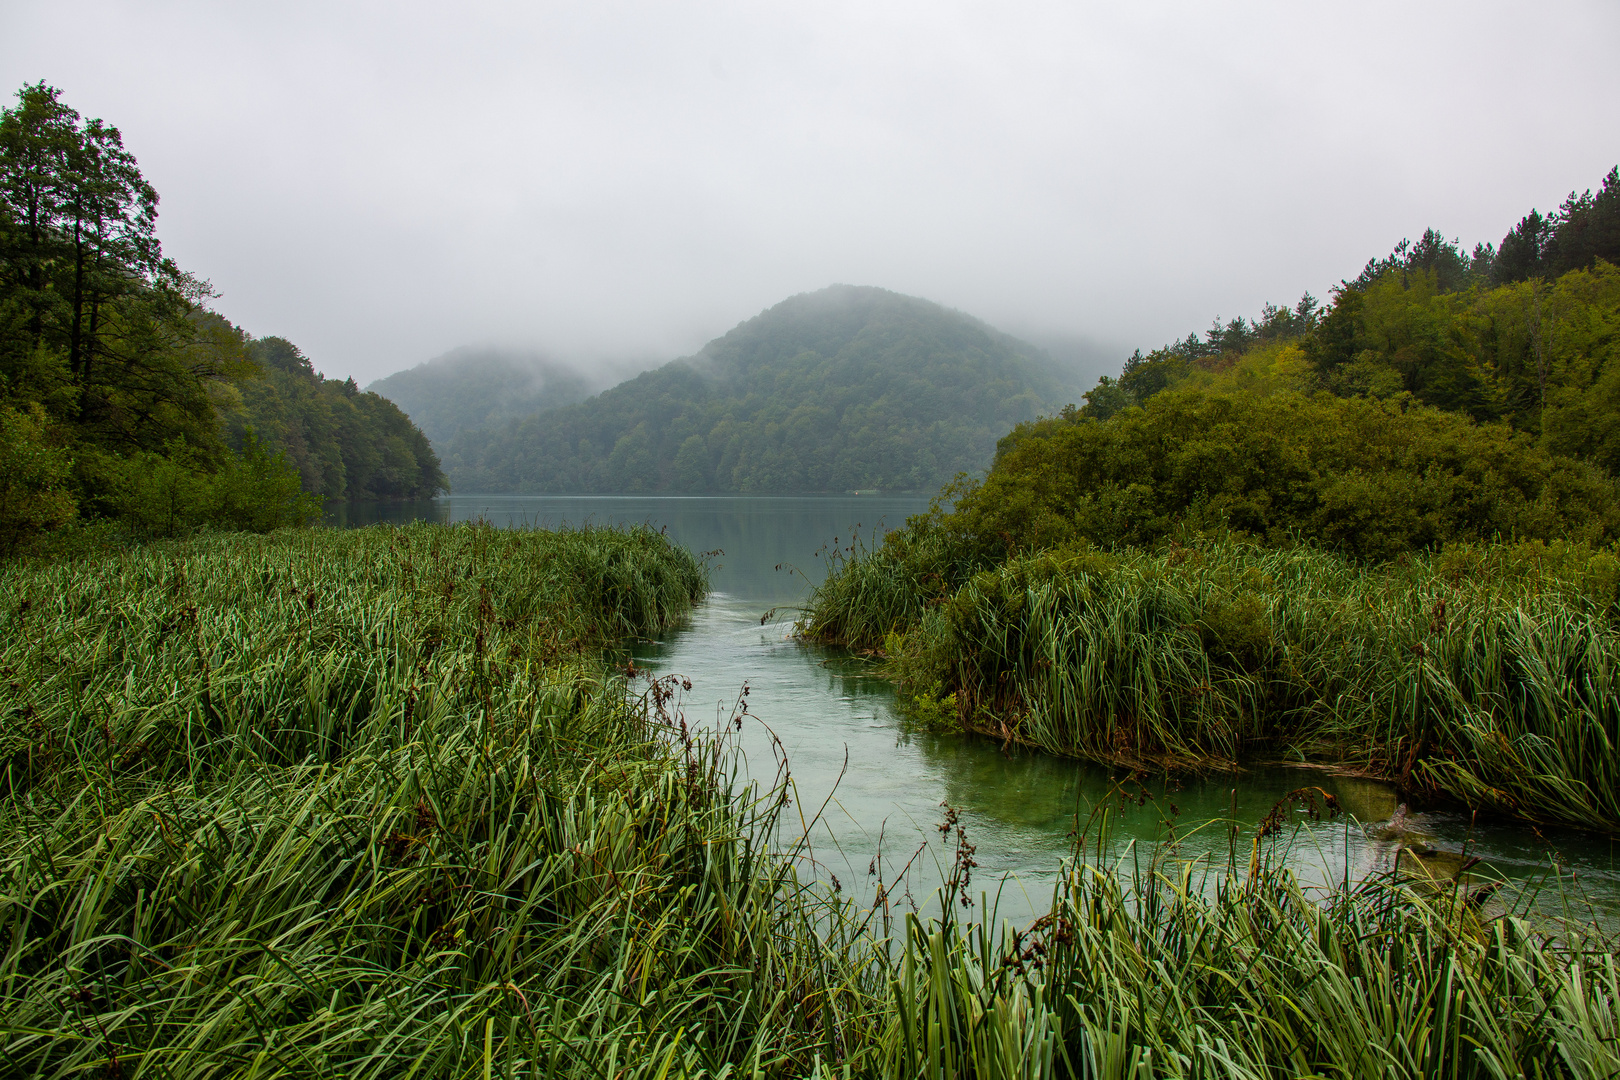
[808, 535, 1620, 833]
[884, 815, 1620, 1079]
[799, 523, 989, 655]
[0, 524, 892, 1078]
[6, 525, 1618, 1077]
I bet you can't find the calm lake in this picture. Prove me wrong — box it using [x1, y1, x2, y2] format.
[335, 495, 1620, 928]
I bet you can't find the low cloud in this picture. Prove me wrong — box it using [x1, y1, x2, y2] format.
[5, 0, 1617, 385]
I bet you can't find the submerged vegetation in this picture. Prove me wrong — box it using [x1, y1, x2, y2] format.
[4, 522, 1617, 1076]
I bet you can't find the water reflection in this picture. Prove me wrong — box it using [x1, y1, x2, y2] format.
[334, 495, 1620, 929]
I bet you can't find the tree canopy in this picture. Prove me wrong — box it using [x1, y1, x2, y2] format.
[229, 335, 445, 500]
[925, 166, 1620, 565]
[939, 390, 1618, 563]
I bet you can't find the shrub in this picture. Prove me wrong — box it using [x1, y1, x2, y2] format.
[0, 404, 75, 556]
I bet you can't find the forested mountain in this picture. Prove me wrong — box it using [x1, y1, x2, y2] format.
[366, 347, 601, 446]
[0, 83, 441, 554]
[445, 285, 1076, 493]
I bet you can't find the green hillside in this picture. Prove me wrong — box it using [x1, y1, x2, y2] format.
[366, 347, 598, 446]
[443, 285, 1076, 493]
[225, 335, 446, 501]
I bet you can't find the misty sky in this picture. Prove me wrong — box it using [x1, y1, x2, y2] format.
[5, 1, 1618, 387]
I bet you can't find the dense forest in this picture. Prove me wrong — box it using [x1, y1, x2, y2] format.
[444, 285, 1076, 493]
[1078, 168, 1620, 432]
[366, 346, 603, 446]
[228, 335, 444, 501]
[0, 83, 443, 554]
[952, 166, 1620, 561]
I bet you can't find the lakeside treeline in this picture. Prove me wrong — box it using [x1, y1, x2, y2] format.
[0, 84, 445, 557]
[803, 164, 1620, 836]
[4, 524, 1616, 1076]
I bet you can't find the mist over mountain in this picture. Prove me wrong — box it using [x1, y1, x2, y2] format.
[1013, 331, 1125, 391]
[443, 285, 1079, 494]
[365, 348, 614, 446]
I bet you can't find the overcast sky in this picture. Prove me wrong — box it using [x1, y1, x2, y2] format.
[5, 0, 1618, 386]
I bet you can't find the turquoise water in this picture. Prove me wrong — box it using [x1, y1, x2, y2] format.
[336, 496, 1620, 929]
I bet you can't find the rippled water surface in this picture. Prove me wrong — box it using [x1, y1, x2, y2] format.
[338, 495, 1620, 928]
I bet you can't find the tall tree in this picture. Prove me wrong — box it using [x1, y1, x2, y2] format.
[0, 82, 231, 464]
[0, 84, 326, 542]
[1543, 167, 1620, 277]
[0, 82, 79, 401]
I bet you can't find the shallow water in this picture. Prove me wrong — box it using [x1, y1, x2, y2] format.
[337, 495, 1620, 929]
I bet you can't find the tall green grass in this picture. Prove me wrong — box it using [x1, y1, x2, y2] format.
[0, 524, 893, 1077]
[884, 815, 1620, 1078]
[6, 524, 1618, 1076]
[799, 522, 986, 653]
[810, 534, 1620, 832]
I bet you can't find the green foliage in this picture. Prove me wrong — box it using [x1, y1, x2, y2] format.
[0, 84, 444, 550]
[0, 527, 892, 1077]
[0, 82, 167, 401]
[825, 536, 1620, 831]
[805, 166, 1620, 841]
[226, 335, 447, 500]
[112, 430, 322, 537]
[941, 390, 1619, 563]
[1077, 167, 1620, 448]
[881, 818, 1620, 1079]
[1493, 166, 1620, 284]
[798, 517, 989, 651]
[980, 843, 1617, 1078]
[6, 526, 1618, 1077]
[1300, 261, 1620, 435]
[366, 347, 598, 445]
[0, 83, 243, 514]
[0, 402, 74, 554]
[445, 285, 1075, 493]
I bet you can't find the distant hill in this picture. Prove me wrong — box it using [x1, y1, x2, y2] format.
[229, 337, 447, 500]
[443, 285, 1078, 493]
[367, 348, 602, 446]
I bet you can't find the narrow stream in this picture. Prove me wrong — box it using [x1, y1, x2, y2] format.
[336, 495, 1620, 930]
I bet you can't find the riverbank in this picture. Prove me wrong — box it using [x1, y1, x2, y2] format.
[803, 532, 1620, 835]
[4, 523, 1617, 1076]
